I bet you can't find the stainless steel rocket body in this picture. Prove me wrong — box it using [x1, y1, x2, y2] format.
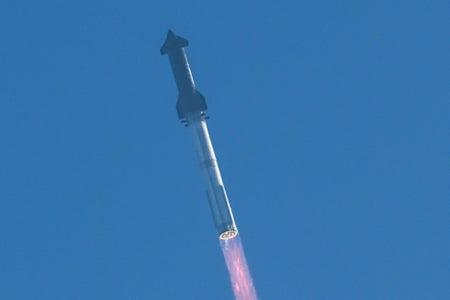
[161, 30, 238, 240]
[187, 114, 238, 240]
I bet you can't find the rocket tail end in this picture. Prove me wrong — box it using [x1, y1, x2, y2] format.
[176, 91, 208, 119]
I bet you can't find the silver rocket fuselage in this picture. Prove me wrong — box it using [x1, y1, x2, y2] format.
[187, 113, 238, 240]
[161, 30, 238, 240]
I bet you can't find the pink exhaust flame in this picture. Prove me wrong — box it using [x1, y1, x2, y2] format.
[220, 235, 258, 300]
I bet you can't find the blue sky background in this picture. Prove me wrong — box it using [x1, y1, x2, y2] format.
[0, 0, 448, 299]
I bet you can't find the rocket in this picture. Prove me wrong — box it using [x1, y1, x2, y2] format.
[160, 30, 238, 240]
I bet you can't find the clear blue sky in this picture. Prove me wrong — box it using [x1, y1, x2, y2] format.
[0, 0, 448, 299]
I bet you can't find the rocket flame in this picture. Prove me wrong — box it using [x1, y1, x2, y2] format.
[220, 235, 258, 300]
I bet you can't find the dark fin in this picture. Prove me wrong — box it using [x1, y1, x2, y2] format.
[160, 30, 189, 55]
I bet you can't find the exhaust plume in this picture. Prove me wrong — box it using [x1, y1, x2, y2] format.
[220, 235, 258, 300]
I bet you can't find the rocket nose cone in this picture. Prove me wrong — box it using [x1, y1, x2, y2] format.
[166, 29, 176, 41]
[160, 30, 189, 55]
